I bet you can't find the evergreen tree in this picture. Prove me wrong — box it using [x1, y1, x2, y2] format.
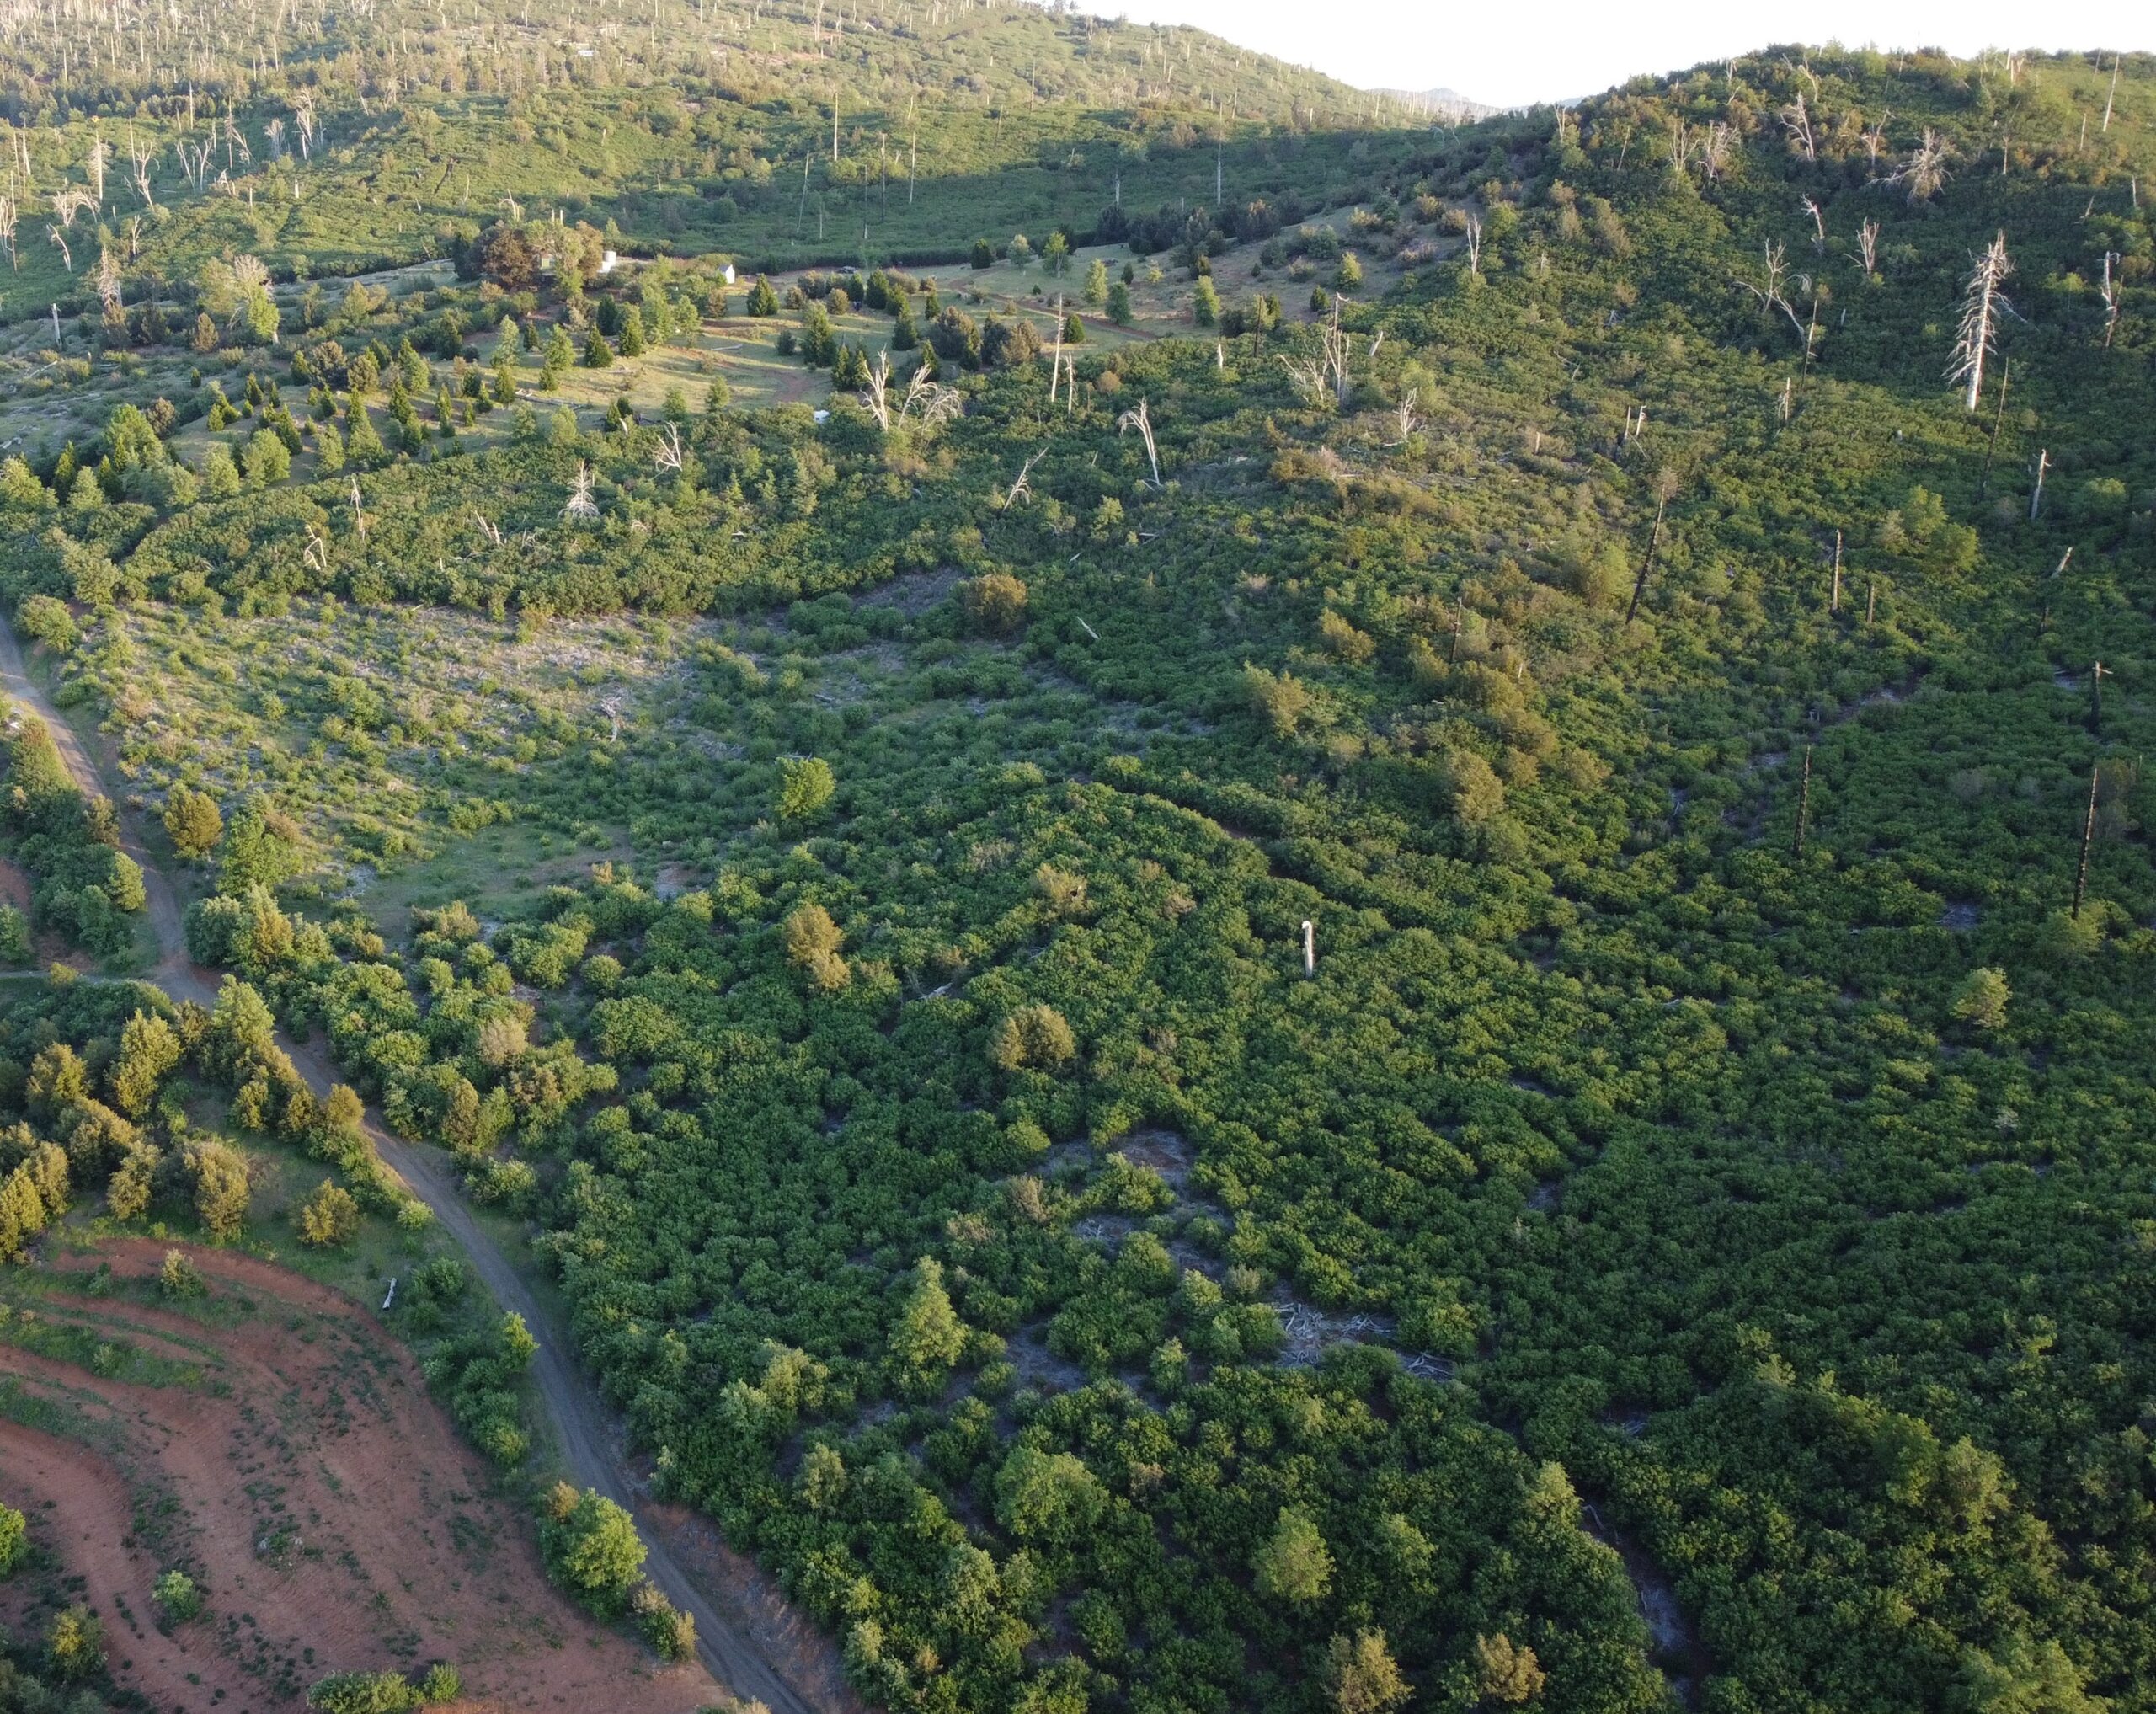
[345, 399, 386, 467]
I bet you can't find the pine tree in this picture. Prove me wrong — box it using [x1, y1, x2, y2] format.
[345, 400, 385, 467]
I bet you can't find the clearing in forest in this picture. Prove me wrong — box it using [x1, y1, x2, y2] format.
[0, 1238, 717, 1714]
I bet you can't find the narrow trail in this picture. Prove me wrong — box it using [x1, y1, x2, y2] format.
[0, 623, 819, 1714]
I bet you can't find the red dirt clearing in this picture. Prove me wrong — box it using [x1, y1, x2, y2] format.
[0, 1240, 720, 1714]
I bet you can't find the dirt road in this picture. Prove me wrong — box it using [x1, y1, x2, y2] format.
[0, 622, 828, 1714]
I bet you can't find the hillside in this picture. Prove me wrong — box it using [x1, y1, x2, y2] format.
[1, 24, 2155, 1714]
[0, 0, 1413, 313]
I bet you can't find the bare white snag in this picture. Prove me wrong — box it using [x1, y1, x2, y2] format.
[1947, 232, 2013, 413]
[126, 125, 156, 208]
[563, 461, 600, 522]
[1897, 131, 1952, 205]
[1004, 449, 1042, 507]
[1118, 398, 1161, 487]
[1853, 219, 1881, 275]
[1780, 90, 1817, 162]
[1860, 112, 1891, 174]
[1801, 196, 1826, 255]
[2098, 252, 2121, 348]
[50, 185, 96, 230]
[1740, 239, 1809, 344]
[861, 352, 963, 433]
[94, 243, 120, 314]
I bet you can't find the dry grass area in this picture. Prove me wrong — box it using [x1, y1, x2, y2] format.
[0, 1239, 718, 1713]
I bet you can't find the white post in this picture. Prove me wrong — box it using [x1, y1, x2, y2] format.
[1301, 919, 1315, 976]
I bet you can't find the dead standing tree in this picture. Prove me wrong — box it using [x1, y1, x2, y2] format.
[1948, 232, 2013, 413]
[1896, 130, 1953, 205]
[1624, 470, 1680, 624]
[859, 350, 961, 433]
[1279, 300, 1353, 409]
[1739, 239, 1809, 344]
[1853, 218, 1881, 275]
[1801, 195, 1827, 256]
[1118, 398, 1162, 488]
[563, 462, 600, 523]
[125, 125, 156, 208]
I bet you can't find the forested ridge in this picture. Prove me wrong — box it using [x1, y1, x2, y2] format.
[2, 21, 2156, 1714]
[0, 0, 1409, 310]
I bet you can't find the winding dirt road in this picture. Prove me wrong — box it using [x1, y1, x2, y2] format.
[0, 622, 822, 1714]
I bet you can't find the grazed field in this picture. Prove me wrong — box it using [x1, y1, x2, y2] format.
[0, 1240, 718, 1714]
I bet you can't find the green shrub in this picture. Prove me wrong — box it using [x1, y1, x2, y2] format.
[306, 1669, 420, 1713]
[153, 1567, 204, 1621]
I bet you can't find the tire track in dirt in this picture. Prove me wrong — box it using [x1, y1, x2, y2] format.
[0, 1241, 723, 1714]
[0, 1422, 224, 1714]
[0, 625, 832, 1714]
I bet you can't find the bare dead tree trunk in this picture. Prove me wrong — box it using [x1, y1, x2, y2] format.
[1793, 746, 1812, 858]
[2030, 448, 2049, 521]
[1948, 232, 2013, 411]
[2073, 761, 2099, 918]
[1118, 399, 1161, 487]
[1625, 484, 1670, 624]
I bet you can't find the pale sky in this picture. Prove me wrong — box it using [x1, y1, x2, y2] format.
[1099, 0, 2153, 109]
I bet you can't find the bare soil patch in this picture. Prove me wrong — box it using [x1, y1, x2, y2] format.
[0, 1240, 717, 1714]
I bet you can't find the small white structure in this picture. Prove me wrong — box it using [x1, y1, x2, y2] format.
[721, 262, 737, 285]
[598, 248, 619, 275]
